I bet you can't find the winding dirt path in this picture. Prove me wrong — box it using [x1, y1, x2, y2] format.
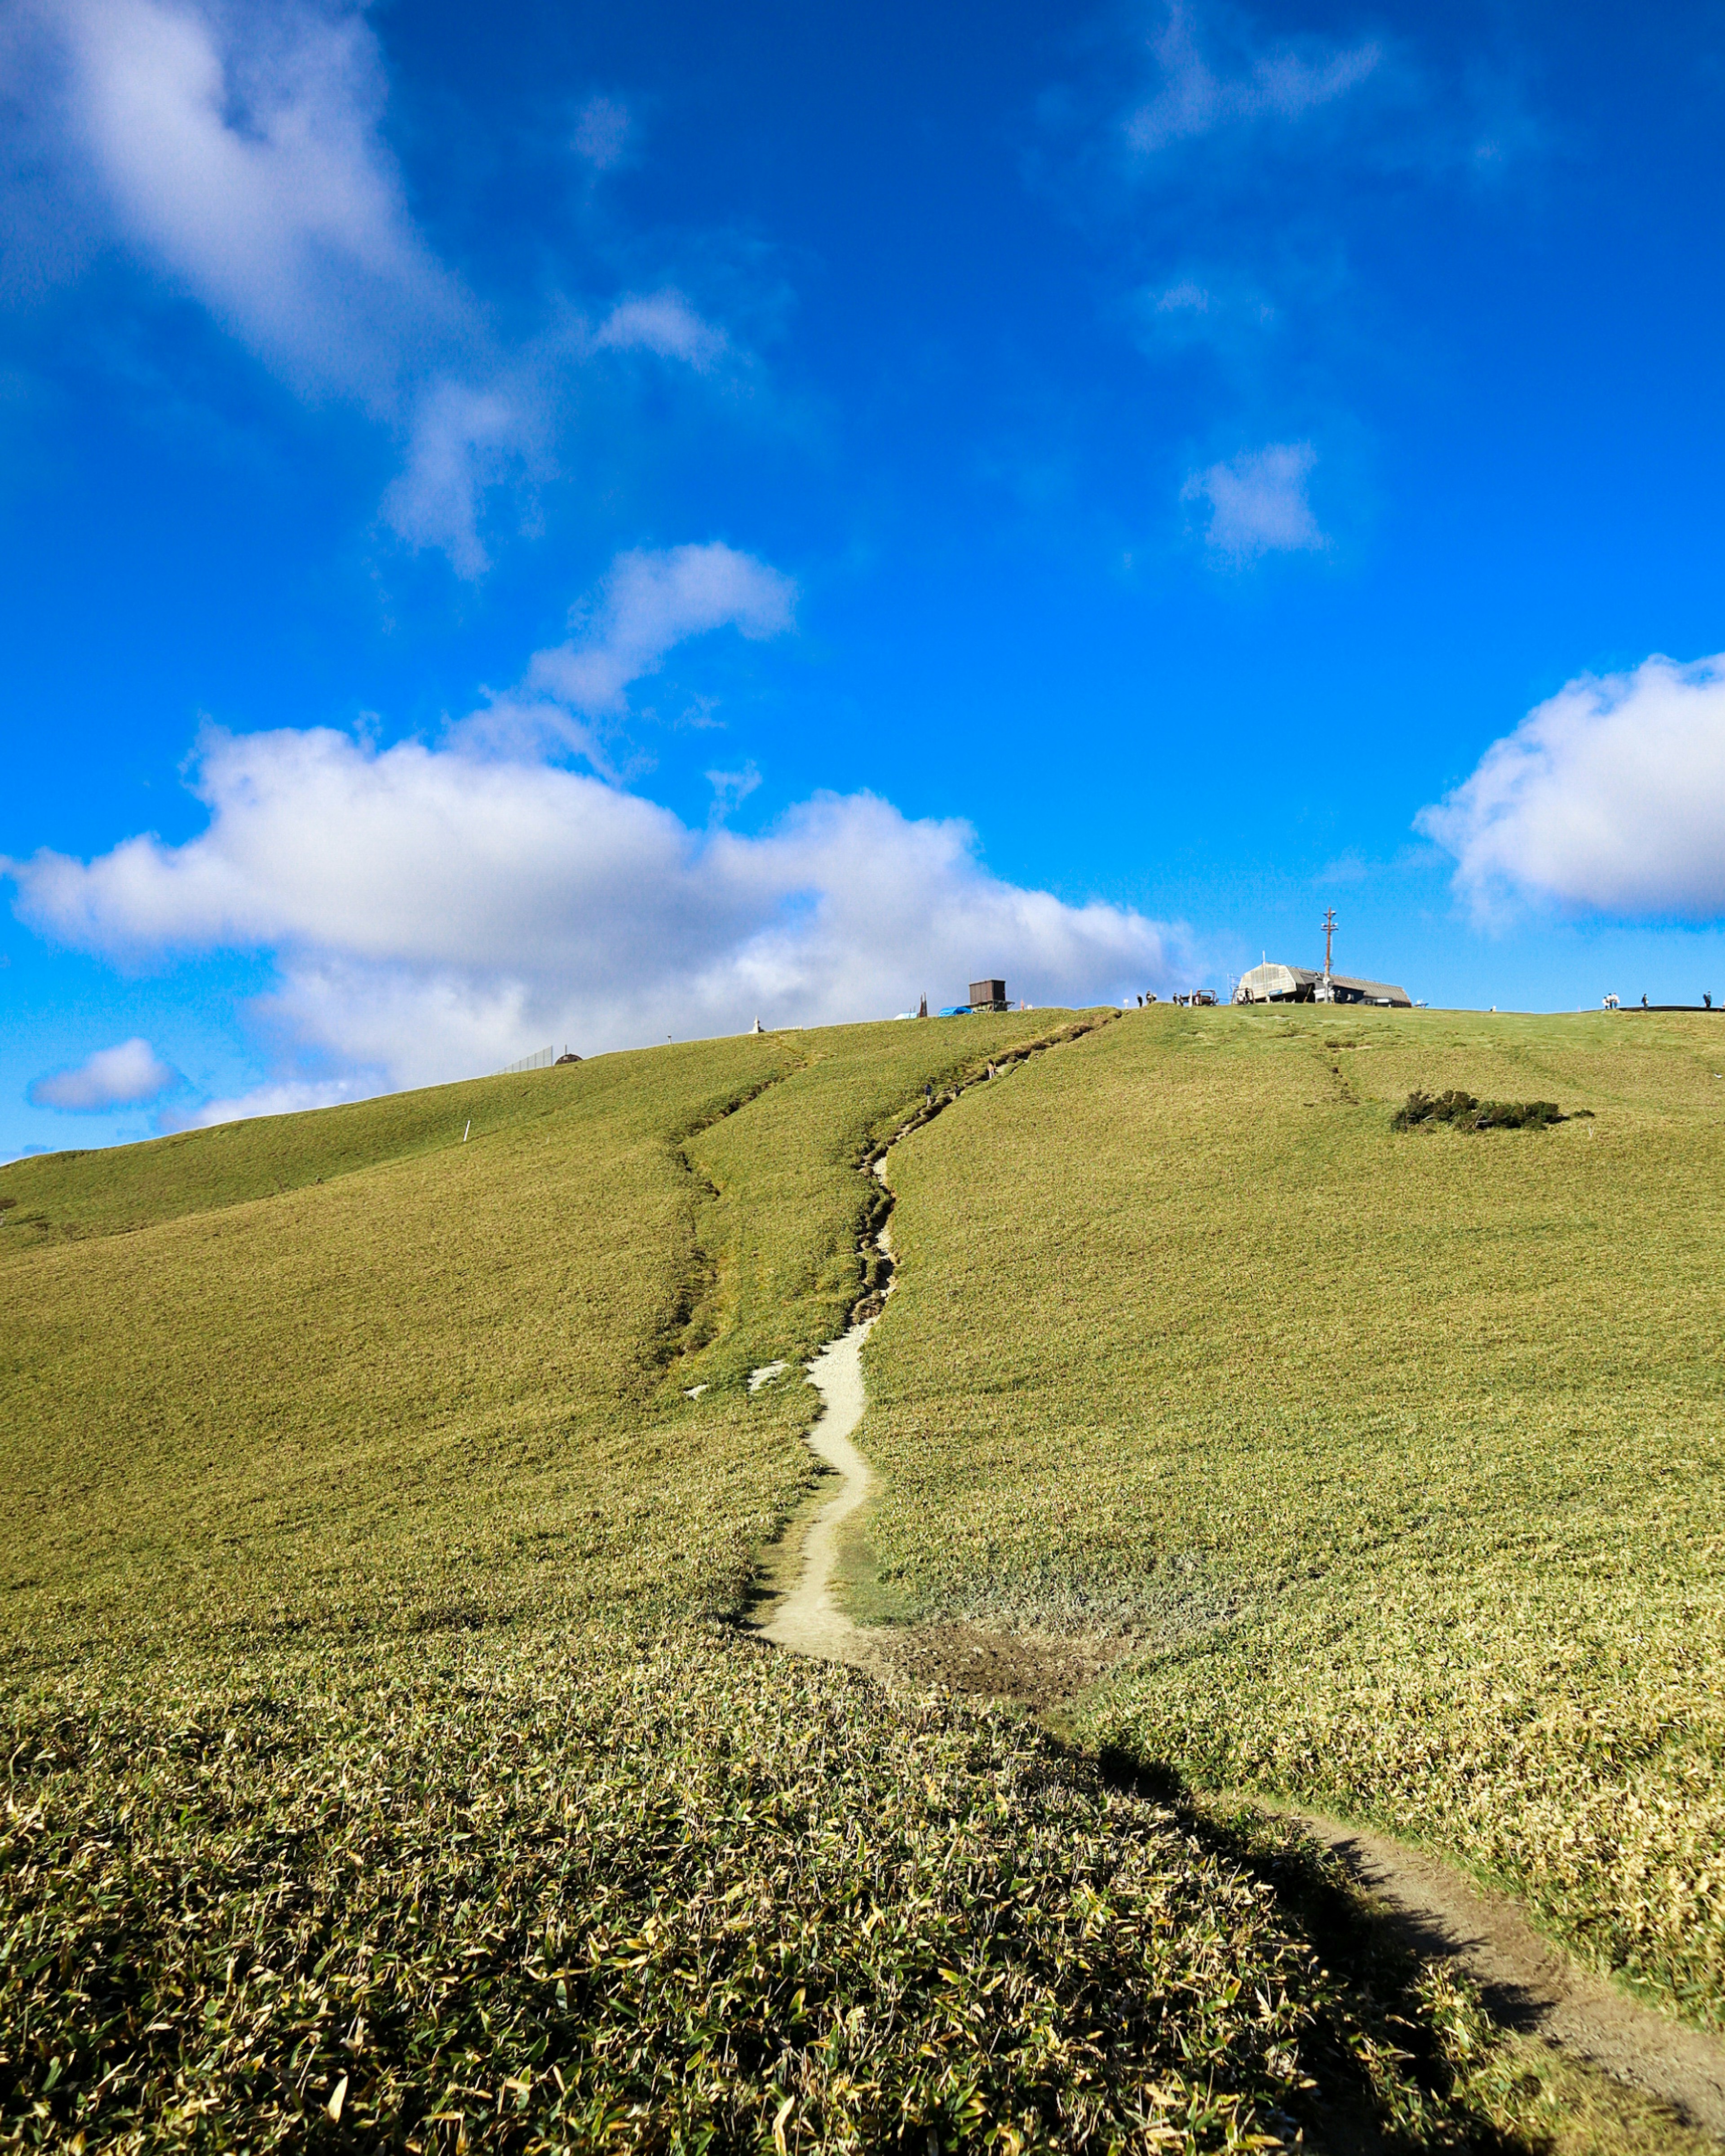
[756, 1310, 882, 1673]
[751, 1060, 1725, 2142]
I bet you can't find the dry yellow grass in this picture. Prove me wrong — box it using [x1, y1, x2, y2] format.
[860, 1003, 1725, 2026]
[3, 1005, 1712, 2148]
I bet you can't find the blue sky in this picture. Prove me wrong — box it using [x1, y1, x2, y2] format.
[4, 0, 1725, 1157]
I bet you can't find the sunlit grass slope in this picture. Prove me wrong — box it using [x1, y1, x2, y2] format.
[2, 1011, 1705, 2152]
[0, 1017, 1059, 1655]
[862, 1005, 1725, 2028]
[12, 1012, 1498, 2154]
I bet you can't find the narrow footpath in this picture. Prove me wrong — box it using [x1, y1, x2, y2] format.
[750, 1059, 1725, 2145]
[756, 1262, 883, 1673]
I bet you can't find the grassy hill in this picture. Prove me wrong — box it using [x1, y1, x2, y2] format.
[863, 1003, 1725, 2031]
[1, 1007, 1715, 2152]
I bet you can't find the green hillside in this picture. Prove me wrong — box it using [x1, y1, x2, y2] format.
[0, 1017, 1062, 1653]
[1, 1008, 1715, 2152]
[864, 1003, 1725, 2027]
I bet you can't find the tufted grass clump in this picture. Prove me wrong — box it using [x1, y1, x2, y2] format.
[1391, 1089, 1569, 1131]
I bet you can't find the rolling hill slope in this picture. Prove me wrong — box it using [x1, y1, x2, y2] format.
[1, 1007, 1712, 2152]
[862, 1003, 1725, 2030]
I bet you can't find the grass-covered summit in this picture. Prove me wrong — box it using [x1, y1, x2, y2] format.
[3, 1006, 1719, 2152]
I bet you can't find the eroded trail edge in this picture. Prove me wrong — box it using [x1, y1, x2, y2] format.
[750, 1021, 1725, 2143]
[1283, 1807, 1725, 2139]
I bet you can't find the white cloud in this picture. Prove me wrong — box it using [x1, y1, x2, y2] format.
[6, 4, 738, 576]
[1416, 653, 1725, 922]
[707, 764, 762, 821]
[164, 1075, 371, 1131]
[508, 541, 797, 737]
[451, 541, 795, 766]
[1182, 440, 1323, 563]
[53, 0, 464, 410]
[382, 379, 525, 578]
[5, 731, 1181, 1088]
[593, 289, 729, 372]
[1128, 3, 1380, 154]
[27, 1035, 177, 1110]
[572, 93, 631, 171]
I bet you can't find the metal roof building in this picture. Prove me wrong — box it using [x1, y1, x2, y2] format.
[1234, 962, 1320, 1003]
[1325, 973, 1412, 1008]
[1234, 963, 1411, 1007]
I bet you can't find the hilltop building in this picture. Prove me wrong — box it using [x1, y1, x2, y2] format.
[1234, 963, 1410, 1007]
[936, 978, 1012, 1016]
[1234, 911, 1411, 1008]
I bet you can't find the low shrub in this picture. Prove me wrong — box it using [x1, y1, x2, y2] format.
[1392, 1090, 1566, 1131]
[0, 1626, 1518, 2153]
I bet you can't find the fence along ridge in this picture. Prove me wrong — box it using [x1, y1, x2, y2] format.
[497, 1045, 556, 1076]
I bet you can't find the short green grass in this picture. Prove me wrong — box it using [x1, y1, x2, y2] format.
[860, 1004, 1725, 2030]
[0, 1017, 1058, 1658]
[2, 1007, 1711, 2150]
[10, 1012, 1526, 2153]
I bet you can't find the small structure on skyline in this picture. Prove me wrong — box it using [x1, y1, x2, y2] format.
[1234, 913, 1411, 1008]
[969, 978, 1008, 1011]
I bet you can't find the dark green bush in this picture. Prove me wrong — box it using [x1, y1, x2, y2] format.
[1392, 1091, 1567, 1132]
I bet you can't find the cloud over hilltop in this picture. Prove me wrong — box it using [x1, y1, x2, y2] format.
[8, 734, 1179, 1092]
[3, 540, 1179, 1105]
[1418, 652, 1725, 922]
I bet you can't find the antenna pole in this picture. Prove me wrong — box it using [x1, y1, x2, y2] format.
[1321, 907, 1338, 992]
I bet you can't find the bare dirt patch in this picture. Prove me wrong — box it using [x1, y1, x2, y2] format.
[875, 1621, 1132, 1712]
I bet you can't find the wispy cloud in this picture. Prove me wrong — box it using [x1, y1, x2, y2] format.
[1417, 653, 1725, 923]
[1182, 440, 1323, 564]
[1136, 271, 1278, 369]
[1127, 3, 1381, 155]
[27, 1035, 177, 1110]
[458, 542, 797, 764]
[572, 93, 631, 171]
[4, 3, 744, 578]
[593, 290, 730, 373]
[706, 764, 761, 822]
[54, 0, 467, 409]
[383, 380, 526, 580]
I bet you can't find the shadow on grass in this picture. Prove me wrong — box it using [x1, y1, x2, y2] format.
[1093, 1744, 1530, 2156]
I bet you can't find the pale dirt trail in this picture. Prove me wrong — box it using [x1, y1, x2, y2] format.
[750, 1083, 1725, 2141]
[758, 1153, 895, 1672]
[755, 1310, 883, 1673]
[1284, 1808, 1725, 2138]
